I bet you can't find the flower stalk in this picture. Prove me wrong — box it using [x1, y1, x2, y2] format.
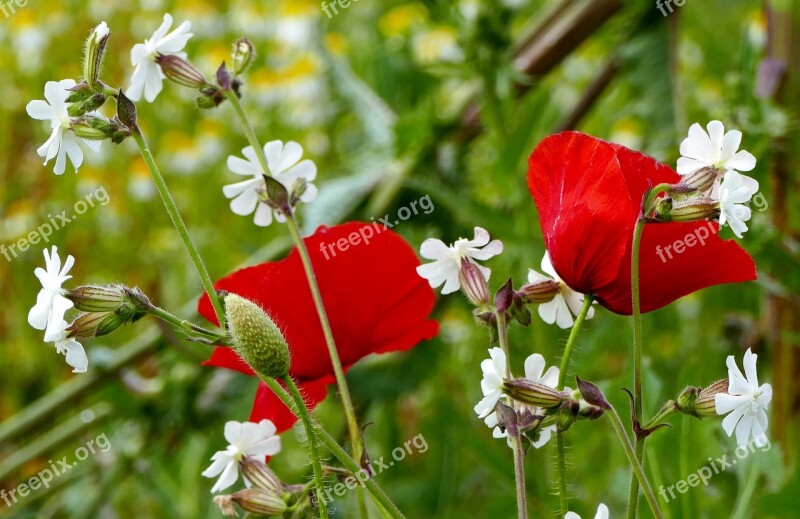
[627, 217, 646, 519]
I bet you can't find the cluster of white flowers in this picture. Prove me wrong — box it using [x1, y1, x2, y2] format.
[565, 503, 609, 519]
[677, 120, 760, 238]
[202, 419, 282, 493]
[473, 348, 560, 449]
[27, 246, 87, 373]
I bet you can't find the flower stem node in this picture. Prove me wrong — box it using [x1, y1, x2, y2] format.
[232, 38, 256, 76]
[223, 293, 291, 379]
[503, 378, 565, 409]
[155, 54, 209, 88]
[83, 21, 110, 87]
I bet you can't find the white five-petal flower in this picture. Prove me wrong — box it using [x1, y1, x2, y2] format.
[127, 13, 193, 102]
[474, 347, 507, 420]
[202, 420, 282, 493]
[715, 348, 772, 448]
[46, 320, 88, 374]
[26, 79, 102, 175]
[677, 120, 756, 176]
[223, 140, 318, 227]
[28, 246, 75, 339]
[528, 252, 594, 329]
[719, 171, 759, 239]
[416, 227, 503, 295]
[565, 503, 610, 519]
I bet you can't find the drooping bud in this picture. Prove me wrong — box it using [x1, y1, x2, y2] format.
[67, 93, 107, 117]
[232, 38, 256, 75]
[668, 197, 720, 222]
[262, 175, 291, 216]
[577, 400, 605, 420]
[503, 378, 565, 409]
[155, 54, 208, 88]
[84, 21, 110, 87]
[679, 166, 719, 194]
[116, 90, 138, 130]
[516, 278, 560, 304]
[494, 400, 519, 437]
[576, 377, 610, 410]
[216, 61, 233, 90]
[494, 278, 514, 314]
[459, 261, 490, 307]
[554, 400, 579, 432]
[240, 457, 284, 494]
[224, 293, 291, 379]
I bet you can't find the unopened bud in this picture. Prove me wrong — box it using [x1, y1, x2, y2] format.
[67, 311, 125, 338]
[84, 21, 110, 86]
[224, 294, 291, 379]
[680, 166, 719, 194]
[240, 457, 283, 494]
[576, 377, 610, 410]
[66, 286, 149, 337]
[156, 54, 208, 88]
[70, 115, 130, 142]
[517, 278, 560, 304]
[232, 38, 256, 75]
[68, 284, 130, 312]
[503, 378, 565, 409]
[459, 261, 490, 307]
[677, 380, 727, 418]
[67, 93, 107, 117]
[577, 400, 605, 420]
[229, 488, 287, 515]
[555, 401, 579, 432]
[668, 197, 720, 222]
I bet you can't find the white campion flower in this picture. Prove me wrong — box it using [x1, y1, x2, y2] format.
[528, 252, 594, 329]
[718, 170, 759, 238]
[127, 13, 193, 102]
[565, 503, 610, 519]
[473, 347, 506, 420]
[45, 320, 88, 374]
[715, 348, 772, 448]
[202, 420, 282, 493]
[416, 227, 503, 295]
[677, 120, 756, 176]
[28, 246, 75, 339]
[26, 79, 102, 175]
[223, 140, 318, 227]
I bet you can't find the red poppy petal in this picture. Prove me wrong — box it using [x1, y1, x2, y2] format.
[249, 377, 331, 433]
[202, 347, 255, 376]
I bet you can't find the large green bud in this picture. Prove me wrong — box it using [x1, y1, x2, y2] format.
[224, 293, 291, 379]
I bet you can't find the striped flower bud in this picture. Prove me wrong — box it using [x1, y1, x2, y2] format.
[459, 261, 490, 307]
[680, 165, 719, 194]
[503, 378, 565, 409]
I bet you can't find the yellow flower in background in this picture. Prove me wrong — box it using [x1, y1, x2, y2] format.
[379, 3, 429, 37]
[412, 27, 463, 65]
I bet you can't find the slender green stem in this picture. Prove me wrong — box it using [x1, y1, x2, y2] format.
[284, 376, 329, 518]
[643, 401, 677, 430]
[224, 90, 368, 514]
[627, 219, 646, 519]
[493, 310, 527, 519]
[260, 378, 406, 519]
[131, 130, 226, 329]
[147, 305, 227, 343]
[555, 296, 594, 516]
[607, 405, 663, 519]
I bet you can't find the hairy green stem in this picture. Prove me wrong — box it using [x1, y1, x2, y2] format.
[147, 305, 227, 343]
[131, 130, 226, 329]
[284, 376, 329, 518]
[627, 219, 646, 519]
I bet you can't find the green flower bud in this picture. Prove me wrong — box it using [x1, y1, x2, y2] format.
[680, 166, 719, 193]
[214, 489, 287, 517]
[503, 378, 565, 409]
[155, 54, 208, 88]
[65, 285, 150, 338]
[516, 279, 560, 304]
[83, 21, 110, 87]
[232, 38, 256, 75]
[224, 293, 291, 379]
[669, 197, 720, 222]
[240, 456, 284, 494]
[677, 380, 728, 418]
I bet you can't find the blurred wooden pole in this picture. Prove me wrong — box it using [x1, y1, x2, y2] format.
[762, 0, 800, 449]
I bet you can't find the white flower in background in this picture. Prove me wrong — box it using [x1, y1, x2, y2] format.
[26, 79, 102, 175]
[28, 246, 75, 339]
[528, 252, 594, 329]
[565, 503, 610, 519]
[412, 27, 464, 65]
[45, 321, 88, 374]
[416, 227, 503, 294]
[127, 13, 193, 102]
[202, 420, 282, 493]
[719, 171, 759, 238]
[715, 348, 772, 448]
[474, 347, 507, 420]
[677, 120, 756, 177]
[223, 141, 318, 227]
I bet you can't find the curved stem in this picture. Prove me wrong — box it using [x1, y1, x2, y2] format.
[284, 376, 329, 518]
[607, 405, 663, 519]
[223, 90, 368, 513]
[627, 219, 646, 519]
[147, 305, 227, 343]
[555, 296, 594, 517]
[260, 378, 406, 519]
[131, 130, 226, 329]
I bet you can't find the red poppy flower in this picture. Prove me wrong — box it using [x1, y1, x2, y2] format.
[198, 222, 439, 432]
[527, 131, 757, 315]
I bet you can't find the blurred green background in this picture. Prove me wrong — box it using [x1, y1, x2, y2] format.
[1, 0, 799, 517]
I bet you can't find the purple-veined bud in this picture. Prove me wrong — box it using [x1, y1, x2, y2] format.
[677, 380, 728, 418]
[576, 377, 610, 410]
[239, 457, 284, 494]
[516, 279, 559, 305]
[214, 488, 287, 517]
[459, 260, 490, 307]
[503, 378, 565, 409]
[156, 54, 208, 89]
[668, 197, 720, 222]
[679, 166, 720, 194]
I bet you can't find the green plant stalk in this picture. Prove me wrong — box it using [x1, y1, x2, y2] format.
[131, 130, 226, 329]
[224, 90, 368, 516]
[555, 296, 594, 516]
[284, 375, 329, 518]
[260, 378, 406, 519]
[493, 310, 527, 519]
[607, 405, 663, 519]
[147, 304, 227, 343]
[626, 219, 646, 519]
[643, 401, 677, 430]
